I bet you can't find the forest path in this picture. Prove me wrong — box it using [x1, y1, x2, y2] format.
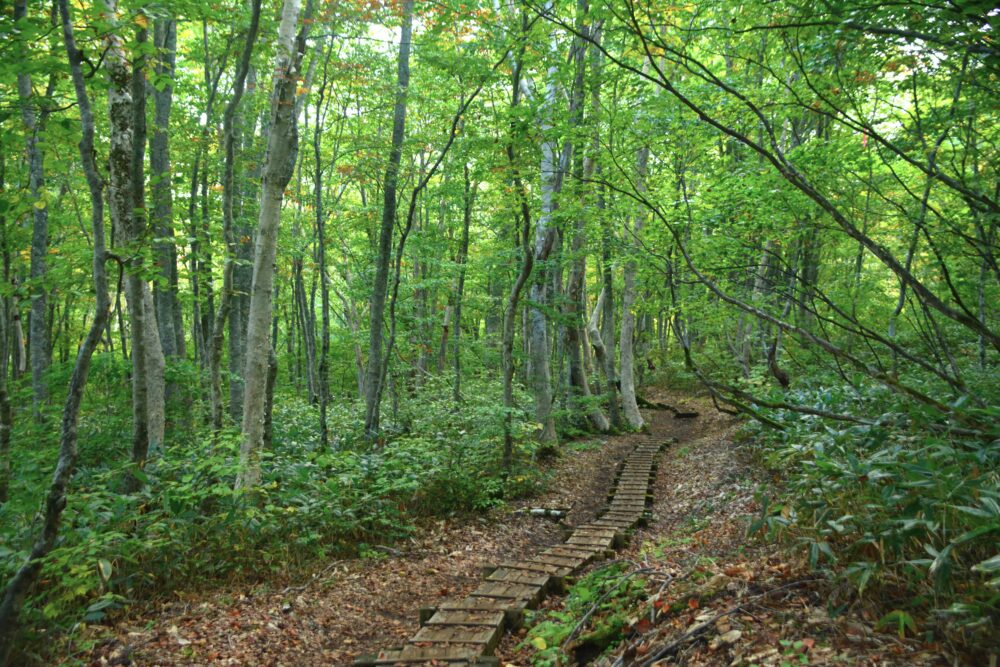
[354, 414, 676, 665]
[495, 397, 949, 667]
[89, 390, 708, 666]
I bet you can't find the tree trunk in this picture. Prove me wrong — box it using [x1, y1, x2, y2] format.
[150, 18, 184, 362]
[104, 6, 155, 488]
[236, 0, 310, 488]
[453, 163, 473, 403]
[143, 287, 166, 452]
[212, 0, 262, 431]
[15, 0, 52, 420]
[527, 31, 560, 445]
[562, 5, 607, 432]
[0, 1, 112, 655]
[364, 0, 414, 437]
[314, 38, 333, 449]
[0, 292, 10, 505]
[620, 137, 648, 430]
[591, 28, 621, 430]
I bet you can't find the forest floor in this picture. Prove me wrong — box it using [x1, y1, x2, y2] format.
[86, 391, 952, 667]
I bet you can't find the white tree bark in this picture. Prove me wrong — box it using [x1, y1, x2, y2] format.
[619, 59, 657, 431]
[237, 0, 307, 488]
[527, 30, 560, 444]
[143, 287, 166, 453]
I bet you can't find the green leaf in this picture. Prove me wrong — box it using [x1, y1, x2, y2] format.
[98, 558, 113, 582]
[972, 554, 1000, 574]
[875, 609, 917, 639]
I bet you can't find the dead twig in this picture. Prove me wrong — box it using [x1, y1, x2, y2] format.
[281, 560, 344, 595]
[634, 578, 823, 667]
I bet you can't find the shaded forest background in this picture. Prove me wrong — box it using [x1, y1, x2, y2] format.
[0, 0, 997, 663]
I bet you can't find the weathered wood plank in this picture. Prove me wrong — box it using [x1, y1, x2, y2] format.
[426, 610, 505, 627]
[498, 560, 575, 577]
[486, 568, 550, 587]
[566, 535, 613, 547]
[469, 581, 544, 605]
[412, 624, 499, 647]
[374, 645, 480, 664]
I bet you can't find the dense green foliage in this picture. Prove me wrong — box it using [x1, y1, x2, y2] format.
[745, 374, 1000, 649]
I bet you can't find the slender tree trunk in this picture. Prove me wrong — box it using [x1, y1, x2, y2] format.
[143, 287, 166, 452]
[620, 136, 648, 430]
[364, 0, 414, 437]
[15, 0, 52, 420]
[237, 0, 310, 488]
[314, 38, 333, 449]
[0, 284, 10, 505]
[263, 346, 278, 449]
[453, 163, 473, 403]
[212, 0, 262, 431]
[291, 134, 318, 401]
[151, 18, 184, 362]
[0, 1, 111, 655]
[563, 5, 607, 432]
[527, 30, 560, 444]
[104, 5, 154, 487]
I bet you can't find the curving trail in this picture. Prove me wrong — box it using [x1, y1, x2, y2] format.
[356, 428, 675, 666]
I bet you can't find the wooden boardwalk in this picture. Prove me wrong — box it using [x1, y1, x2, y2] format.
[355, 436, 670, 666]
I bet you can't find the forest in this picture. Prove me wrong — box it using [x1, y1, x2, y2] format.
[0, 0, 997, 664]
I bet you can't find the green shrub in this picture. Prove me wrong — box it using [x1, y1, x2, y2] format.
[745, 378, 1000, 650]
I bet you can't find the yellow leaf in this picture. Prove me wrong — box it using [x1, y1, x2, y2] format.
[135, 13, 149, 29]
[530, 636, 547, 650]
[33, 200, 46, 210]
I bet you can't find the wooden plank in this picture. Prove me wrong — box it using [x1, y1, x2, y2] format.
[486, 568, 550, 587]
[499, 560, 575, 577]
[469, 581, 543, 605]
[439, 596, 526, 613]
[607, 507, 646, 515]
[524, 554, 584, 569]
[375, 645, 480, 664]
[566, 535, 613, 547]
[578, 520, 630, 530]
[426, 610, 505, 627]
[528, 553, 587, 576]
[573, 525, 618, 537]
[588, 520, 635, 529]
[412, 624, 499, 646]
[543, 544, 604, 558]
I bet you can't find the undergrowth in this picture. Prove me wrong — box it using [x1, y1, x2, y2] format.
[742, 376, 1000, 655]
[521, 562, 648, 666]
[0, 356, 543, 664]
